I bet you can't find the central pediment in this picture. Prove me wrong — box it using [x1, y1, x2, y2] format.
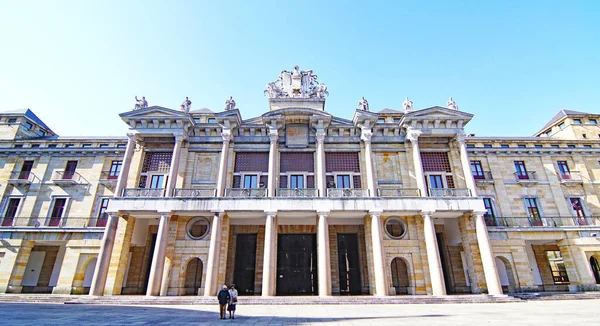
[399, 106, 474, 131]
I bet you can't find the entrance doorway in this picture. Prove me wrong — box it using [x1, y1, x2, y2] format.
[233, 234, 257, 295]
[391, 257, 410, 295]
[591, 256, 600, 284]
[184, 258, 203, 295]
[276, 234, 318, 295]
[337, 233, 362, 294]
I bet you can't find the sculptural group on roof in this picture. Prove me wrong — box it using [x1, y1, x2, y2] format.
[264, 65, 329, 99]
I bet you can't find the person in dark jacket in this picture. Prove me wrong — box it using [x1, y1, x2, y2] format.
[217, 285, 231, 320]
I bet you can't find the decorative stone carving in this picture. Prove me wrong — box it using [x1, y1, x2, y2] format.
[224, 96, 236, 111]
[402, 97, 413, 113]
[447, 97, 458, 110]
[264, 65, 329, 99]
[134, 96, 148, 110]
[358, 97, 369, 111]
[180, 97, 192, 112]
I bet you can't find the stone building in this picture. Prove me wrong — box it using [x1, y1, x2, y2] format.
[1, 67, 600, 297]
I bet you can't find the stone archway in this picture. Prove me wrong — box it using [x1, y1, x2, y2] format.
[390, 257, 410, 295]
[590, 255, 600, 284]
[495, 256, 517, 293]
[184, 258, 203, 295]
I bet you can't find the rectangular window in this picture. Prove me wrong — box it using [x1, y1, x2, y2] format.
[584, 145, 592, 148]
[24, 121, 33, 129]
[207, 118, 217, 123]
[500, 144, 509, 148]
[377, 118, 386, 123]
[108, 161, 122, 179]
[583, 134, 587, 139]
[49, 198, 67, 226]
[573, 119, 582, 124]
[290, 175, 304, 189]
[19, 160, 34, 180]
[551, 144, 560, 148]
[393, 118, 401, 123]
[149, 175, 165, 189]
[99, 144, 109, 148]
[48, 144, 57, 148]
[2, 198, 21, 226]
[567, 144, 576, 149]
[557, 161, 570, 179]
[243, 175, 258, 188]
[546, 130, 552, 136]
[64, 144, 74, 148]
[535, 145, 543, 148]
[514, 161, 528, 179]
[96, 198, 110, 227]
[524, 198, 542, 226]
[483, 144, 492, 148]
[14, 144, 23, 148]
[428, 175, 444, 189]
[31, 144, 40, 148]
[82, 144, 92, 148]
[558, 122, 565, 129]
[483, 198, 496, 226]
[546, 251, 570, 284]
[336, 175, 352, 188]
[7, 118, 17, 123]
[568, 198, 585, 218]
[589, 119, 597, 125]
[63, 161, 78, 180]
[116, 144, 126, 148]
[466, 144, 475, 148]
[193, 118, 201, 123]
[36, 130, 45, 137]
[470, 161, 484, 179]
[517, 144, 526, 148]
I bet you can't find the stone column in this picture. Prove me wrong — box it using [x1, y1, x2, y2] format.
[262, 211, 277, 296]
[361, 127, 377, 197]
[89, 214, 119, 296]
[315, 128, 326, 197]
[146, 214, 170, 296]
[370, 211, 388, 296]
[165, 133, 185, 197]
[407, 129, 426, 197]
[422, 211, 446, 295]
[267, 128, 279, 197]
[317, 211, 332, 296]
[457, 133, 477, 196]
[474, 212, 503, 295]
[204, 213, 222, 296]
[216, 128, 232, 197]
[114, 132, 138, 197]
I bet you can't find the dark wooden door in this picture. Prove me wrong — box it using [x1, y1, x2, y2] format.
[276, 234, 318, 295]
[234, 234, 257, 295]
[337, 233, 362, 294]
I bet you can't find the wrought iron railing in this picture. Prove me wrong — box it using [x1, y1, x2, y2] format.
[377, 188, 421, 197]
[514, 171, 537, 181]
[225, 188, 267, 198]
[99, 171, 120, 180]
[557, 171, 583, 182]
[473, 171, 493, 181]
[8, 171, 38, 183]
[428, 188, 471, 197]
[173, 188, 217, 197]
[276, 188, 319, 197]
[488, 216, 600, 228]
[327, 188, 370, 198]
[53, 170, 86, 184]
[122, 188, 165, 197]
[0, 216, 104, 228]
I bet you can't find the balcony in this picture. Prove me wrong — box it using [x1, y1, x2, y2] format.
[557, 171, 583, 186]
[428, 188, 471, 197]
[514, 171, 538, 186]
[98, 171, 119, 189]
[277, 188, 319, 198]
[473, 171, 494, 188]
[173, 188, 217, 198]
[7, 171, 38, 186]
[225, 188, 267, 198]
[122, 188, 165, 198]
[0, 216, 103, 228]
[52, 171, 86, 186]
[327, 188, 370, 198]
[489, 216, 600, 228]
[377, 188, 421, 197]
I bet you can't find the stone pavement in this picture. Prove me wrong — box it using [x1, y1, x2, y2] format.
[0, 300, 598, 325]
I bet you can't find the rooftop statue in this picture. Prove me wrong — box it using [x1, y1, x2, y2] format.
[134, 96, 148, 110]
[180, 97, 192, 113]
[447, 97, 458, 110]
[264, 65, 329, 99]
[358, 97, 369, 111]
[402, 97, 413, 113]
[225, 96, 236, 111]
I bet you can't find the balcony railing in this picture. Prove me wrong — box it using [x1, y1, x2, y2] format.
[558, 171, 583, 185]
[428, 188, 471, 197]
[473, 171, 494, 181]
[277, 188, 319, 198]
[0, 216, 104, 228]
[98, 171, 119, 189]
[327, 188, 370, 198]
[225, 188, 267, 198]
[7, 171, 38, 185]
[488, 216, 600, 228]
[122, 188, 165, 197]
[173, 188, 217, 197]
[377, 188, 421, 197]
[52, 170, 86, 185]
[514, 171, 537, 181]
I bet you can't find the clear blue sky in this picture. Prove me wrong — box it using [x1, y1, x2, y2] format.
[1, 0, 598, 137]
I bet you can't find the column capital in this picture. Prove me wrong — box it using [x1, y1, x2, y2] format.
[369, 210, 383, 218]
[472, 211, 488, 217]
[173, 132, 187, 143]
[264, 211, 277, 218]
[157, 212, 172, 217]
[406, 128, 421, 143]
[268, 132, 279, 143]
[221, 127, 233, 142]
[455, 132, 467, 145]
[421, 211, 435, 218]
[316, 211, 330, 217]
[316, 129, 326, 144]
[360, 128, 373, 143]
[126, 132, 139, 141]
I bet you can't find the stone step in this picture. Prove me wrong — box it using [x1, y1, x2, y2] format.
[510, 292, 600, 301]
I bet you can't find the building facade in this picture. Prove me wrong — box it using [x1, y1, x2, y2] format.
[1, 67, 600, 297]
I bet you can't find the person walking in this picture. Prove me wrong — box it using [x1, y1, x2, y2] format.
[227, 284, 238, 319]
[217, 285, 230, 320]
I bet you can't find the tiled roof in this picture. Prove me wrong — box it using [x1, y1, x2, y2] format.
[537, 109, 594, 134]
[1, 108, 55, 135]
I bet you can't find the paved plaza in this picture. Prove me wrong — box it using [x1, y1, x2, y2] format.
[0, 299, 598, 325]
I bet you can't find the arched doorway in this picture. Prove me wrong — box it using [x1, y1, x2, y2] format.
[590, 256, 600, 284]
[391, 257, 409, 295]
[184, 258, 203, 295]
[495, 256, 517, 293]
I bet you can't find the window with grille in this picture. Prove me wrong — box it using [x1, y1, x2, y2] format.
[280, 152, 314, 172]
[142, 152, 172, 172]
[421, 152, 452, 172]
[234, 152, 269, 172]
[326, 152, 360, 172]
